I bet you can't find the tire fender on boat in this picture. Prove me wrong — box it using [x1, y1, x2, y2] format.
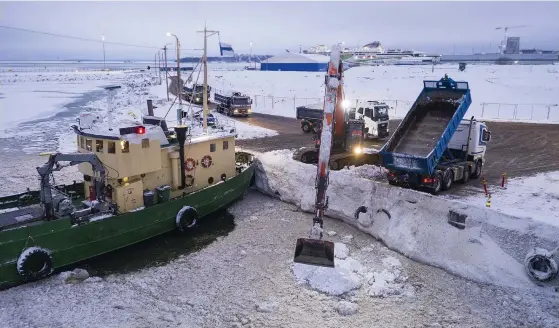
[17, 247, 53, 281]
[176, 206, 198, 232]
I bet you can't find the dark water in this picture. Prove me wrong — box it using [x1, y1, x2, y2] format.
[68, 209, 236, 277]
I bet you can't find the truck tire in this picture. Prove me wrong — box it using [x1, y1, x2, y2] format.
[313, 122, 322, 134]
[301, 121, 312, 133]
[431, 172, 443, 194]
[442, 169, 453, 191]
[460, 165, 470, 183]
[471, 160, 482, 179]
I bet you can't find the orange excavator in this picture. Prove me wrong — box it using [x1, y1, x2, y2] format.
[293, 44, 354, 268]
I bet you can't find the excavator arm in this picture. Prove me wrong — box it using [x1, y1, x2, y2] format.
[37, 152, 106, 219]
[293, 44, 343, 268]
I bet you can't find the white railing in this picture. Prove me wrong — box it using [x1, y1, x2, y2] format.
[211, 88, 559, 123]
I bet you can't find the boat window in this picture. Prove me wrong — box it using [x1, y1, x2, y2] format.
[121, 140, 130, 153]
[223, 140, 229, 150]
[142, 138, 150, 148]
[108, 141, 116, 154]
[95, 140, 104, 152]
[208, 177, 214, 184]
[210, 143, 216, 152]
[85, 139, 92, 151]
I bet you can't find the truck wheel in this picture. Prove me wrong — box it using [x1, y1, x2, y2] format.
[313, 122, 322, 134]
[301, 122, 312, 133]
[431, 172, 443, 194]
[460, 165, 470, 183]
[442, 170, 453, 191]
[471, 160, 482, 179]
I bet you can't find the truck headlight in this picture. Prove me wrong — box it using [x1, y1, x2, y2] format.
[196, 98, 200, 101]
[234, 110, 239, 113]
[353, 146, 362, 154]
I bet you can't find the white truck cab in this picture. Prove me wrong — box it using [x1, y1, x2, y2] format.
[448, 119, 491, 160]
[353, 100, 390, 139]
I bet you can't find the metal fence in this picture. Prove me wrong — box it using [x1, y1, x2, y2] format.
[243, 93, 559, 123]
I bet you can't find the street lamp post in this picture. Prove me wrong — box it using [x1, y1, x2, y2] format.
[102, 34, 106, 70]
[163, 43, 171, 101]
[250, 41, 253, 68]
[167, 32, 181, 124]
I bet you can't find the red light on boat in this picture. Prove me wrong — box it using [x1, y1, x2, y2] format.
[136, 126, 145, 134]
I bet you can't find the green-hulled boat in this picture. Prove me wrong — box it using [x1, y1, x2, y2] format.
[0, 109, 256, 290]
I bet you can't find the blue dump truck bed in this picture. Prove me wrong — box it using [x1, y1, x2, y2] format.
[379, 76, 472, 175]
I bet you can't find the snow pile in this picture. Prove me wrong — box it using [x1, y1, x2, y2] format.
[334, 301, 359, 316]
[456, 171, 559, 227]
[254, 149, 559, 288]
[292, 241, 414, 300]
[366, 256, 412, 298]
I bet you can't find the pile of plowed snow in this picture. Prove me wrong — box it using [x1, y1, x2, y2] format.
[254, 149, 559, 288]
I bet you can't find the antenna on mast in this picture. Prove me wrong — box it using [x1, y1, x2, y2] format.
[197, 24, 219, 134]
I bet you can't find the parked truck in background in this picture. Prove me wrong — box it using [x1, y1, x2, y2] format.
[183, 84, 211, 105]
[379, 75, 491, 194]
[214, 92, 253, 117]
[353, 100, 390, 139]
[296, 100, 390, 140]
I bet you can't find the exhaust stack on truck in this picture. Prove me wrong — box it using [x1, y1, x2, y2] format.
[379, 75, 491, 194]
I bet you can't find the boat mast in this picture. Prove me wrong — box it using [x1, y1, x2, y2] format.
[197, 23, 219, 133]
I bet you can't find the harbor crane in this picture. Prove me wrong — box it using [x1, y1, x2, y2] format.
[495, 25, 528, 54]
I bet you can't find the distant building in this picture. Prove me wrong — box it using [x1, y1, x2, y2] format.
[505, 37, 520, 54]
[260, 53, 329, 72]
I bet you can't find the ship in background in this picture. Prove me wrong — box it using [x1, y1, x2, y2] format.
[303, 42, 441, 66]
[440, 36, 558, 64]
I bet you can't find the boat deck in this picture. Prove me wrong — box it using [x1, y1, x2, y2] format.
[0, 205, 44, 230]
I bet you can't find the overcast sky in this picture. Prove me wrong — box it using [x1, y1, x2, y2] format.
[1, 1, 558, 60]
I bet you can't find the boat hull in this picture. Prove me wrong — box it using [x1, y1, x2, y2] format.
[0, 162, 255, 289]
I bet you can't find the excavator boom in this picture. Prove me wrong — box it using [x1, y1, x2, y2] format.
[293, 44, 343, 268]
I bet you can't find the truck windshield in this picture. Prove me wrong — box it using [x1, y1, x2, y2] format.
[374, 106, 389, 117]
[193, 85, 204, 92]
[232, 98, 250, 105]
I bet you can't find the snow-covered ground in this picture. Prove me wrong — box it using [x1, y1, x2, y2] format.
[456, 171, 559, 227]
[254, 149, 559, 290]
[205, 64, 559, 122]
[1, 192, 557, 328]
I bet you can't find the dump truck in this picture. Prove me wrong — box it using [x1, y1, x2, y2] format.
[379, 75, 491, 194]
[184, 84, 211, 105]
[214, 91, 253, 117]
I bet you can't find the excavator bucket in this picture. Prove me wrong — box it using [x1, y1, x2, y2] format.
[293, 238, 335, 268]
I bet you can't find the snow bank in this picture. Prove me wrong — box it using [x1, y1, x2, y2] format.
[254, 149, 559, 288]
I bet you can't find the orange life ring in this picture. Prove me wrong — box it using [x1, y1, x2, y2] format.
[185, 158, 196, 171]
[201, 155, 212, 168]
